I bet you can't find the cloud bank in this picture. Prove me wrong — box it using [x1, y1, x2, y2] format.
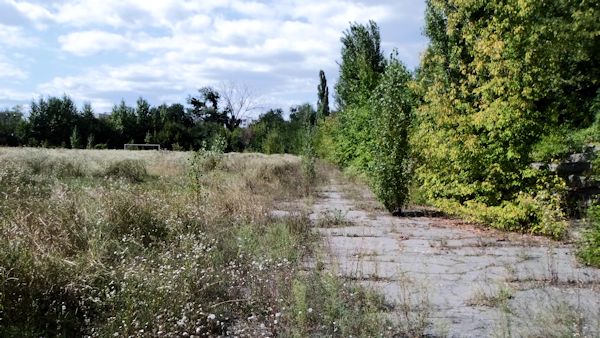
[0, 0, 426, 115]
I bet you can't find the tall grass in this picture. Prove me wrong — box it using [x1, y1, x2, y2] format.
[0, 148, 397, 337]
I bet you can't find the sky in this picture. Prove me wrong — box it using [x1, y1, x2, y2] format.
[0, 0, 427, 118]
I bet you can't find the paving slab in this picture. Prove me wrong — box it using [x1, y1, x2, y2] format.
[311, 181, 600, 337]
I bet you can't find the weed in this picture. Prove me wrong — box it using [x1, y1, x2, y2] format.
[0, 148, 398, 337]
[393, 273, 431, 337]
[467, 283, 514, 308]
[315, 209, 354, 228]
[104, 159, 148, 182]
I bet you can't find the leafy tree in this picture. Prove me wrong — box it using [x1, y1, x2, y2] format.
[110, 100, 137, 146]
[289, 104, 317, 153]
[189, 83, 257, 132]
[370, 56, 414, 213]
[77, 103, 97, 146]
[154, 103, 194, 149]
[29, 95, 79, 147]
[327, 20, 389, 175]
[136, 97, 151, 143]
[70, 127, 81, 149]
[247, 108, 287, 152]
[0, 106, 25, 146]
[335, 20, 386, 109]
[411, 0, 599, 236]
[415, 0, 600, 205]
[330, 105, 374, 171]
[317, 70, 330, 118]
[188, 87, 224, 125]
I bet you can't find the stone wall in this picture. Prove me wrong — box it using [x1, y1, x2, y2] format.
[531, 145, 599, 216]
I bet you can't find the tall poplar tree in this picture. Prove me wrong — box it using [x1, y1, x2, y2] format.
[317, 70, 330, 118]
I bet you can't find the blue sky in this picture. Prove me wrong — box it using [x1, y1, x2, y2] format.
[0, 0, 427, 118]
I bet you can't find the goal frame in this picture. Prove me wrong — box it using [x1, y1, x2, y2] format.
[123, 143, 161, 150]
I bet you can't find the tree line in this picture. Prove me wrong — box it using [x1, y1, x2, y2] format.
[0, 86, 323, 154]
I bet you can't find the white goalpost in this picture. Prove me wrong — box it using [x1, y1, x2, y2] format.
[124, 143, 161, 150]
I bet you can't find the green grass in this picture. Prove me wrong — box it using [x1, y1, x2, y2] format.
[0, 147, 402, 337]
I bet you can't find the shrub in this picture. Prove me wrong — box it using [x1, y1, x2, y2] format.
[531, 126, 600, 162]
[578, 205, 600, 267]
[104, 159, 148, 182]
[431, 172, 568, 239]
[262, 130, 285, 154]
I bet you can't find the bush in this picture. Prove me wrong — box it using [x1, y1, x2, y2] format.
[531, 127, 600, 162]
[104, 159, 148, 182]
[432, 173, 568, 239]
[262, 130, 285, 154]
[578, 205, 600, 267]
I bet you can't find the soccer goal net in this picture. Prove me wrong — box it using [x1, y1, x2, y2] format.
[124, 143, 161, 150]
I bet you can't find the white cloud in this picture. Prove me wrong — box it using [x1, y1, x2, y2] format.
[0, 87, 33, 101]
[8, 0, 53, 26]
[4, 0, 427, 114]
[58, 30, 130, 56]
[0, 61, 28, 79]
[0, 23, 37, 47]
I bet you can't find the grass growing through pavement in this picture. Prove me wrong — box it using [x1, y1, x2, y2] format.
[0, 148, 399, 337]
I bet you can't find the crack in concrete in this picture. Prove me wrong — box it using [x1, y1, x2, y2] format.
[310, 180, 600, 337]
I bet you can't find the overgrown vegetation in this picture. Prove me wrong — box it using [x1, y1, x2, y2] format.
[1, 0, 598, 248]
[0, 148, 409, 337]
[320, 21, 414, 214]
[408, 0, 599, 237]
[315, 2, 599, 238]
[578, 204, 600, 267]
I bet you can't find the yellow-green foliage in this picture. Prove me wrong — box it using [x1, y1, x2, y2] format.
[315, 115, 339, 163]
[432, 173, 567, 238]
[330, 105, 375, 171]
[578, 205, 600, 267]
[411, 0, 599, 234]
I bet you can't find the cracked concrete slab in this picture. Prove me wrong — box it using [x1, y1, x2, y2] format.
[310, 180, 600, 337]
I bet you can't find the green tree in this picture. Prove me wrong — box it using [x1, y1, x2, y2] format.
[289, 104, 317, 154]
[317, 70, 330, 118]
[110, 100, 136, 146]
[189, 83, 257, 132]
[0, 106, 25, 146]
[335, 20, 386, 109]
[29, 95, 79, 147]
[77, 102, 97, 146]
[416, 0, 600, 205]
[329, 21, 388, 174]
[70, 127, 81, 149]
[412, 0, 598, 236]
[136, 97, 151, 143]
[370, 56, 414, 213]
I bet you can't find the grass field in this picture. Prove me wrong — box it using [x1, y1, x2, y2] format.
[0, 147, 392, 337]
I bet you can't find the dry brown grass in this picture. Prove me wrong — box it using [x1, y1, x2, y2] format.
[0, 148, 397, 337]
